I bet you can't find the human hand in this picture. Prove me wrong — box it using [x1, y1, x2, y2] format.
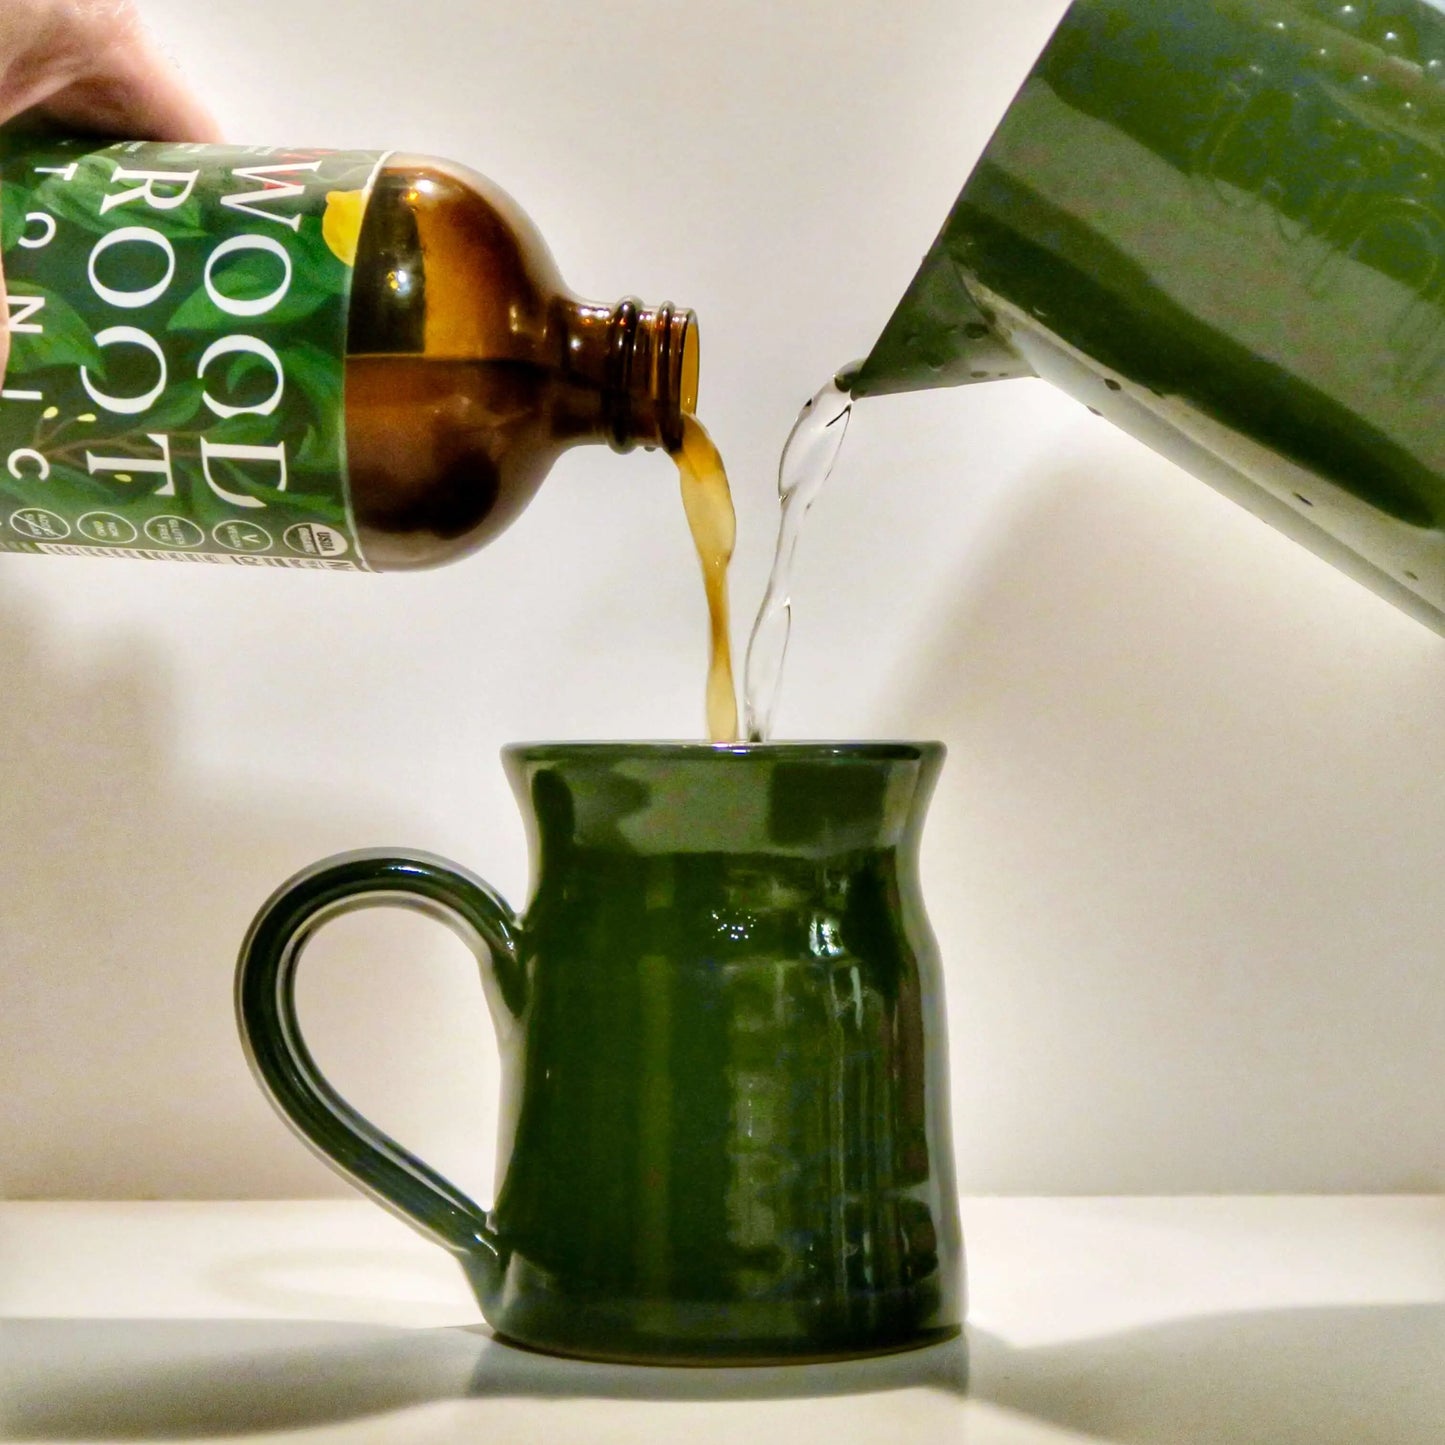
[0, 0, 221, 384]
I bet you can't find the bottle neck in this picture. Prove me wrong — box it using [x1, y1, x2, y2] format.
[554, 297, 699, 453]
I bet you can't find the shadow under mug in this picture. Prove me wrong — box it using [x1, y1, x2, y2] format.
[235, 742, 964, 1365]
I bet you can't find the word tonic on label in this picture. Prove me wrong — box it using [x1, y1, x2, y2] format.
[0, 139, 387, 569]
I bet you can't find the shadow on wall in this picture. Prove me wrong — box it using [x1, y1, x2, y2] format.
[1, 1303, 1440, 1441]
[888, 434, 1445, 1193]
[0, 574, 415, 1199]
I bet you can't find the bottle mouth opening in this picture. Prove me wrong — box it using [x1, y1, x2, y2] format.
[604, 299, 697, 453]
[680, 317, 700, 417]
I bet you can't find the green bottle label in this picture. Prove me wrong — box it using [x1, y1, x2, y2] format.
[0, 140, 385, 569]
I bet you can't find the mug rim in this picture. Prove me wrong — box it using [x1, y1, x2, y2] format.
[504, 740, 945, 763]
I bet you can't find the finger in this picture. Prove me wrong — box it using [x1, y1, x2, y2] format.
[0, 2, 221, 141]
[30, 26, 222, 142]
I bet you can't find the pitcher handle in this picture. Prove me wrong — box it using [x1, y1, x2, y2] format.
[235, 849, 521, 1261]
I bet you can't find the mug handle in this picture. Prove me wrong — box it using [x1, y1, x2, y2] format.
[235, 848, 522, 1263]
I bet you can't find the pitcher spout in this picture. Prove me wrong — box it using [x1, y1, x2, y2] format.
[848, 216, 1035, 399]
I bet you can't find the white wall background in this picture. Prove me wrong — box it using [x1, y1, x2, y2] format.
[1, 0, 1441, 1202]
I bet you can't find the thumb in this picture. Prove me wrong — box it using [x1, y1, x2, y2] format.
[26, 22, 222, 143]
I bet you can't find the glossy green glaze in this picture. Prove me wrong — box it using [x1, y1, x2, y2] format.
[236, 742, 963, 1365]
[853, 0, 1445, 632]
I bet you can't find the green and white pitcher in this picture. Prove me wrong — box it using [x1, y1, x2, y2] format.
[852, 0, 1445, 633]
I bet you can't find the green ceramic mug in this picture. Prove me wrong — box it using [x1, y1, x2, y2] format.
[235, 742, 964, 1365]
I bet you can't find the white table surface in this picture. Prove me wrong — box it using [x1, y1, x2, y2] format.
[2, 1198, 1441, 1444]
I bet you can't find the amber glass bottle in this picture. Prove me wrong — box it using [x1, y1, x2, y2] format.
[0, 140, 696, 572]
[344, 156, 698, 570]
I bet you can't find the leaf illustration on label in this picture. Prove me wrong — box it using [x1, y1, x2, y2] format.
[284, 341, 344, 416]
[7, 284, 101, 372]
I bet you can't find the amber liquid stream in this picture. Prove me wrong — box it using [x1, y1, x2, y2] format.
[673, 416, 740, 743]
